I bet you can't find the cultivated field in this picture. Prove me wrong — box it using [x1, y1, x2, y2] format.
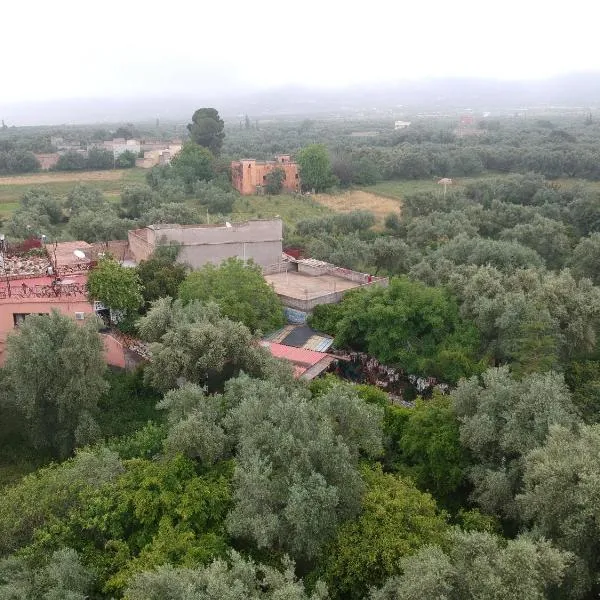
[230, 194, 332, 228]
[0, 170, 126, 186]
[313, 190, 401, 224]
[0, 169, 147, 216]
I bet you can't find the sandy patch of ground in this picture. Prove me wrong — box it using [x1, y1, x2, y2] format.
[0, 170, 125, 185]
[313, 190, 401, 223]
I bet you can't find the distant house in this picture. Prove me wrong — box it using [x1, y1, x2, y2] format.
[231, 155, 300, 195]
[128, 219, 283, 268]
[135, 144, 182, 169]
[394, 120, 411, 130]
[103, 138, 141, 158]
[34, 153, 60, 170]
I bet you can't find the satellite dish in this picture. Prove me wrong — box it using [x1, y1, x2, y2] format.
[225, 222, 232, 228]
[73, 250, 86, 260]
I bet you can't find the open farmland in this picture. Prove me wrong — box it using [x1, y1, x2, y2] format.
[0, 169, 147, 216]
[313, 190, 401, 225]
[230, 193, 332, 228]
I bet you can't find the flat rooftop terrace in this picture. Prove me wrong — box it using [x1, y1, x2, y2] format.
[265, 271, 361, 300]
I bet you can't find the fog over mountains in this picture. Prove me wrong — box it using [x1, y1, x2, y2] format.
[3, 73, 600, 126]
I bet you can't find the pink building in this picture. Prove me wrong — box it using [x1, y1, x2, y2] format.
[0, 274, 94, 364]
[0, 241, 131, 367]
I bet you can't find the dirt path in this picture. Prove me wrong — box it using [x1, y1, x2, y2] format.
[313, 190, 401, 223]
[0, 170, 125, 185]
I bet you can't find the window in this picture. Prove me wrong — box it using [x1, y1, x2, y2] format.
[75, 312, 85, 321]
[13, 313, 27, 327]
[13, 313, 47, 327]
[295, 173, 299, 179]
[263, 175, 267, 182]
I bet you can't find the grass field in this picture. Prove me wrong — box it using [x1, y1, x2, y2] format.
[314, 190, 401, 225]
[0, 169, 147, 216]
[230, 194, 332, 228]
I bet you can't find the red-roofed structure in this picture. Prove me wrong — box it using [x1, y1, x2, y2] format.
[261, 341, 339, 380]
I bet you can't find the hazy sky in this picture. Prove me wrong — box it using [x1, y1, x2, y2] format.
[2, 0, 598, 103]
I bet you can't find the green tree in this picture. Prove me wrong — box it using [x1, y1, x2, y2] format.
[224, 376, 382, 562]
[87, 257, 143, 313]
[55, 151, 87, 171]
[309, 277, 483, 384]
[0, 548, 94, 600]
[500, 214, 572, 270]
[3, 311, 107, 459]
[64, 184, 108, 214]
[179, 258, 284, 333]
[451, 366, 577, 520]
[170, 143, 215, 190]
[323, 466, 448, 600]
[371, 530, 571, 600]
[116, 149, 137, 168]
[68, 208, 131, 242]
[264, 167, 286, 195]
[518, 424, 600, 598]
[570, 232, 600, 284]
[0, 448, 122, 555]
[141, 203, 203, 226]
[87, 148, 114, 170]
[187, 108, 225, 156]
[296, 144, 337, 192]
[120, 184, 157, 219]
[136, 249, 188, 309]
[26, 455, 232, 595]
[124, 551, 327, 600]
[192, 181, 237, 214]
[137, 299, 285, 392]
[397, 394, 470, 506]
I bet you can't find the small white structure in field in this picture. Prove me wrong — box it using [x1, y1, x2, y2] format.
[438, 178, 453, 197]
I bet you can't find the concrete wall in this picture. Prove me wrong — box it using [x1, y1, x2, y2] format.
[276, 279, 389, 313]
[128, 229, 153, 262]
[129, 220, 283, 268]
[176, 240, 282, 269]
[101, 333, 126, 368]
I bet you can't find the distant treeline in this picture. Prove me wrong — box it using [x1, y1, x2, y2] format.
[225, 115, 600, 182]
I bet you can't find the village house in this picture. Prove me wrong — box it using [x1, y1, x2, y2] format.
[128, 219, 283, 269]
[264, 256, 388, 322]
[0, 241, 137, 367]
[231, 155, 300, 195]
[103, 138, 141, 158]
[135, 144, 182, 168]
[34, 153, 60, 170]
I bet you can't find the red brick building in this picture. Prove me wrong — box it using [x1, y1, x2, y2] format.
[231, 155, 300, 195]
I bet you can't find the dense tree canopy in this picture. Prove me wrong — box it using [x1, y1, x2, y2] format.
[178, 258, 284, 333]
[310, 277, 484, 383]
[452, 366, 577, 520]
[2, 311, 107, 459]
[371, 530, 571, 600]
[322, 466, 448, 599]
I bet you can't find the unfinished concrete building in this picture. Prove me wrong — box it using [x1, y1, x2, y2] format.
[231, 155, 300, 195]
[128, 219, 283, 268]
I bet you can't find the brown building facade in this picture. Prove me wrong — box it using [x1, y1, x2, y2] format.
[34, 153, 60, 170]
[231, 155, 300, 195]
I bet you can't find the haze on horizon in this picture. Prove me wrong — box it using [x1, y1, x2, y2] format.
[2, 0, 599, 122]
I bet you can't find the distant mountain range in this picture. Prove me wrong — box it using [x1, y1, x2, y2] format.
[3, 73, 600, 126]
